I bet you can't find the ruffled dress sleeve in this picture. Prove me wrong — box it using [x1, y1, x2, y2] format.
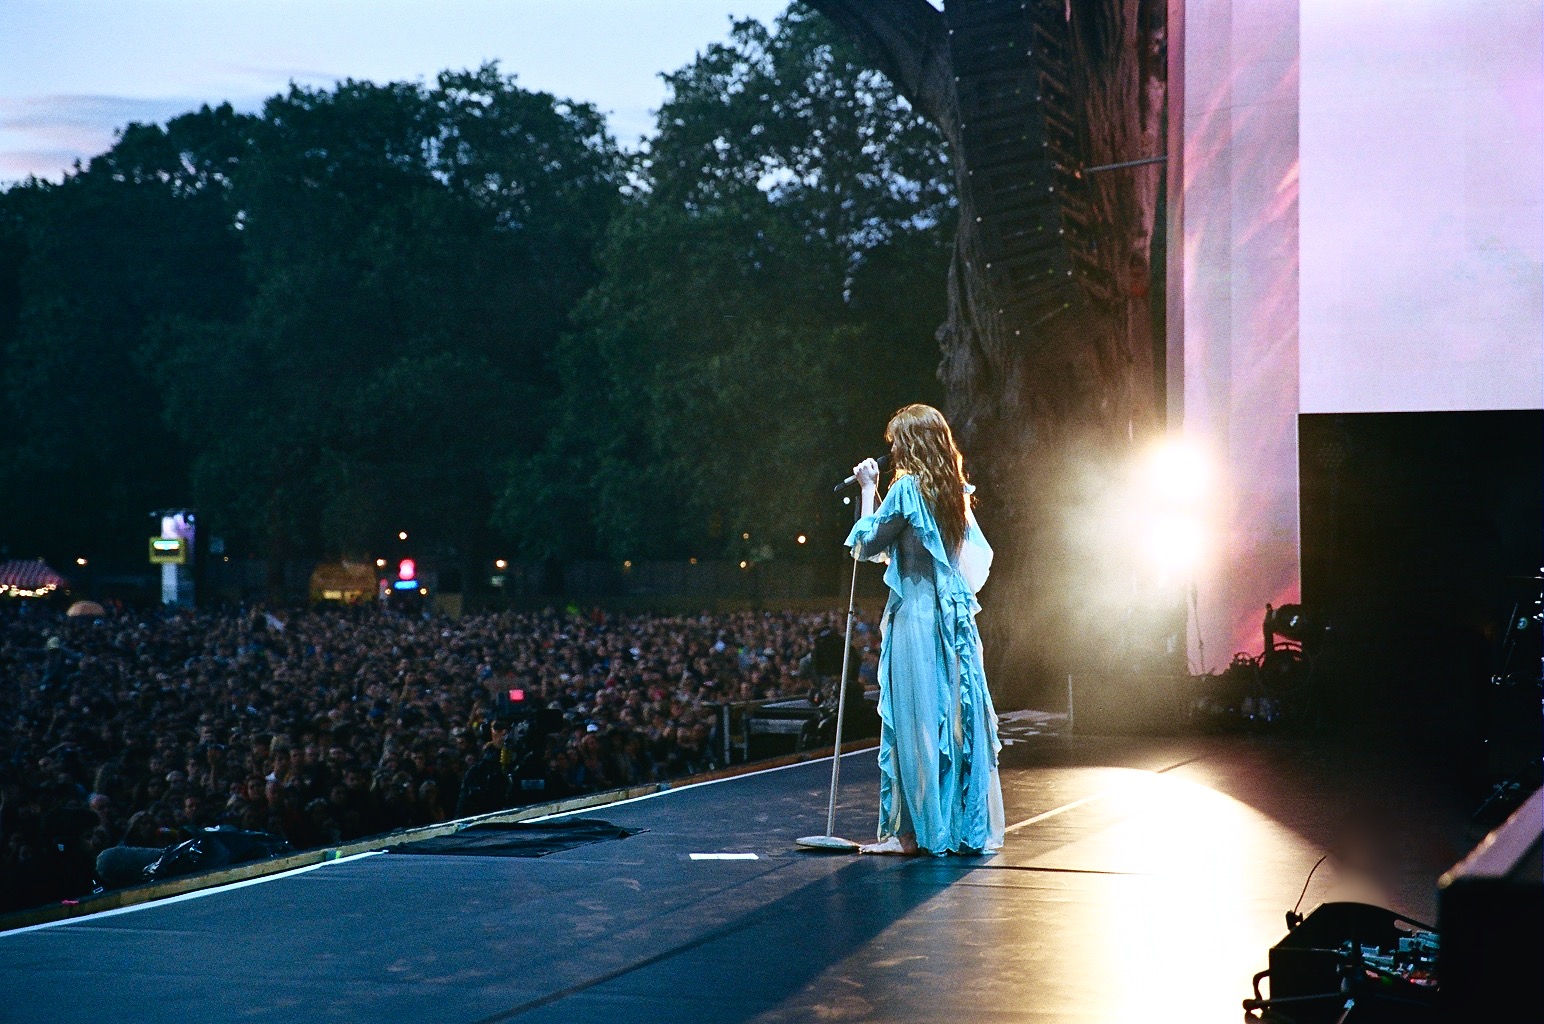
[843, 475, 928, 563]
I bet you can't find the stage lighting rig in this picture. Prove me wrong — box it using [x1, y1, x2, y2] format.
[1254, 603, 1323, 729]
[1263, 602, 1314, 649]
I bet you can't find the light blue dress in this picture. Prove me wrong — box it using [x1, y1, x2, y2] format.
[844, 475, 1005, 855]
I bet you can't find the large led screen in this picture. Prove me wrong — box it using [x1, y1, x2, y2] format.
[1299, 0, 1544, 414]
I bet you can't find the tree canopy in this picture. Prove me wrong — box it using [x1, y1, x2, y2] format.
[499, 6, 951, 564]
[0, 5, 953, 584]
[0, 103, 249, 562]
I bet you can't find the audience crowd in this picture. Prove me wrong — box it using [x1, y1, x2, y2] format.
[0, 603, 875, 912]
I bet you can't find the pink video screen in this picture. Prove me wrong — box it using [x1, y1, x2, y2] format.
[1298, 0, 1544, 415]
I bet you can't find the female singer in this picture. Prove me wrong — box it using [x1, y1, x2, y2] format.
[846, 404, 1005, 856]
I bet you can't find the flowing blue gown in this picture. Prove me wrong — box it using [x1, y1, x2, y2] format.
[844, 475, 1005, 855]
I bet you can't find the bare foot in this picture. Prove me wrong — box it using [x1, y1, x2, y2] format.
[859, 835, 919, 855]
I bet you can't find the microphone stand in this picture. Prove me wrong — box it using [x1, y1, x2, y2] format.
[797, 497, 866, 852]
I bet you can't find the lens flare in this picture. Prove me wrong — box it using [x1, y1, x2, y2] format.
[1144, 439, 1209, 507]
[1147, 516, 1206, 574]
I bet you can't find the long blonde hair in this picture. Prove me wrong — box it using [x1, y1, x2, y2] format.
[885, 404, 970, 557]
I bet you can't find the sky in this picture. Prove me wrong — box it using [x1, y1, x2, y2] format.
[0, 0, 789, 183]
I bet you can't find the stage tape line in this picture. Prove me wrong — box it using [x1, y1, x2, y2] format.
[1003, 791, 1113, 835]
[0, 851, 384, 939]
[520, 747, 876, 823]
[1002, 753, 1208, 836]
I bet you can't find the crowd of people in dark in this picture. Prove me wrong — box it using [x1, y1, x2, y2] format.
[0, 603, 876, 912]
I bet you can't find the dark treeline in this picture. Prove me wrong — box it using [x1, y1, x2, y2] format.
[0, 7, 951, 582]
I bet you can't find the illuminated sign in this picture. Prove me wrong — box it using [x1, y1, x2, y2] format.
[397, 558, 416, 581]
[392, 579, 419, 591]
[148, 537, 187, 565]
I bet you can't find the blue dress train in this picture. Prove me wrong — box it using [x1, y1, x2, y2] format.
[844, 475, 1005, 855]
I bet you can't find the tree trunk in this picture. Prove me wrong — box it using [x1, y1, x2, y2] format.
[808, 0, 1168, 704]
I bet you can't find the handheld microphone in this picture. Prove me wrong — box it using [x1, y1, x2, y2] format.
[833, 455, 890, 492]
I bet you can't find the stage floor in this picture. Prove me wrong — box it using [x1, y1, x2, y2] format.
[0, 732, 1472, 1023]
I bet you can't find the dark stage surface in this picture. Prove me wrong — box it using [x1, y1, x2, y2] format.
[0, 732, 1472, 1023]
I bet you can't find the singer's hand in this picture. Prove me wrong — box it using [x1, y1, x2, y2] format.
[853, 458, 880, 488]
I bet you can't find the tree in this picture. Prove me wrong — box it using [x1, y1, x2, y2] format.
[500, 6, 952, 564]
[0, 104, 251, 564]
[145, 66, 623, 575]
[804, 0, 1167, 699]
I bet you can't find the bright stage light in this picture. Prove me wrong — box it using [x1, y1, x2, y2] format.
[1127, 438, 1212, 581]
[1147, 516, 1205, 574]
[1147, 446, 1207, 504]
[1143, 439, 1209, 506]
